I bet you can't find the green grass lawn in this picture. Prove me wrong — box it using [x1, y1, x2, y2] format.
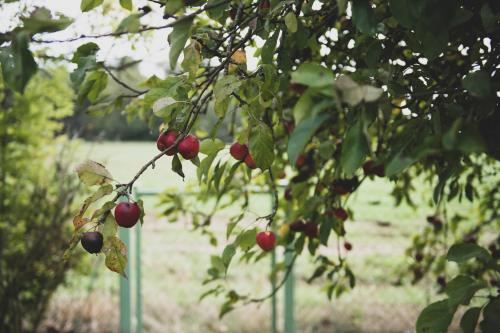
[47, 141, 469, 333]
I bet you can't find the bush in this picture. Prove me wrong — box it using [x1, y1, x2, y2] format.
[0, 68, 82, 332]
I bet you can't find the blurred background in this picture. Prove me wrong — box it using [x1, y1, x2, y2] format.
[0, 1, 479, 332]
[1, 68, 468, 332]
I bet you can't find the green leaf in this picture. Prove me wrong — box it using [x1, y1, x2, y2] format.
[81, 0, 104, 12]
[120, 0, 133, 10]
[200, 138, 225, 156]
[98, 214, 118, 240]
[352, 0, 377, 35]
[168, 18, 193, 70]
[222, 244, 236, 268]
[479, 297, 500, 333]
[214, 75, 241, 102]
[91, 201, 116, 221]
[288, 113, 329, 167]
[235, 228, 257, 251]
[447, 243, 492, 264]
[71, 42, 99, 63]
[172, 154, 185, 179]
[0, 31, 37, 93]
[291, 63, 334, 88]
[416, 300, 456, 333]
[337, 0, 348, 15]
[385, 153, 416, 177]
[197, 153, 217, 183]
[210, 255, 225, 274]
[462, 71, 491, 98]
[70, 55, 97, 90]
[116, 13, 141, 33]
[388, 0, 419, 28]
[76, 183, 114, 221]
[460, 307, 481, 333]
[213, 75, 241, 118]
[340, 118, 369, 176]
[284, 12, 298, 33]
[164, 0, 184, 15]
[480, 3, 497, 33]
[103, 236, 128, 277]
[136, 199, 145, 225]
[292, 89, 312, 123]
[249, 124, 274, 169]
[445, 275, 486, 307]
[219, 300, 235, 319]
[21, 7, 73, 34]
[261, 31, 278, 64]
[75, 160, 113, 186]
[77, 70, 108, 103]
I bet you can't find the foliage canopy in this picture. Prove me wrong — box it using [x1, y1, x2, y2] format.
[1, 0, 499, 331]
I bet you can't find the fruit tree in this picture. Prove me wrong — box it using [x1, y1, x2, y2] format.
[1, 0, 499, 331]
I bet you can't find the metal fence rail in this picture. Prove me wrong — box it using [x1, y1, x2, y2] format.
[118, 188, 296, 333]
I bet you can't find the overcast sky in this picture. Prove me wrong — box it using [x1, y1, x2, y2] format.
[0, 0, 263, 78]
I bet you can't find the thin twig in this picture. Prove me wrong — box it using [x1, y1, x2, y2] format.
[246, 253, 298, 303]
[102, 65, 147, 95]
[225, 3, 244, 74]
[32, 0, 231, 44]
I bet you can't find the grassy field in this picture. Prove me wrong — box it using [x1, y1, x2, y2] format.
[43, 141, 465, 333]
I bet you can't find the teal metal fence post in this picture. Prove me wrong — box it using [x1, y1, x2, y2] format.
[134, 192, 143, 333]
[270, 247, 277, 333]
[119, 225, 132, 333]
[284, 248, 295, 333]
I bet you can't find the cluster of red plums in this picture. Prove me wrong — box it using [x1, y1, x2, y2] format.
[81, 201, 142, 254]
[229, 142, 258, 169]
[157, 129, 200, 160]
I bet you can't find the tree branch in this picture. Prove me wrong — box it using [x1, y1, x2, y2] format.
[102, 65, 147, 95]
[32, 0, 231, 44]
[246, 253, 297, 303]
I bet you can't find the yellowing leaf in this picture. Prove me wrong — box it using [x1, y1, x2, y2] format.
[181, 41, 201, 78]
[75, 160, 113, 186]
[231, 50, 247, 65]
[334, 75, 383, 106]
[73, 216, 90, 230]
[103, 236, 128, 277]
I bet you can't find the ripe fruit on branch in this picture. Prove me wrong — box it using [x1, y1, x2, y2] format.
[332, 177, 359, 195]
[284, 187, 292, 201]
[230, 142, 248, 161]
[426, 215, 443, 231]
[157, 130, 178, 156]
[332, 207, 348, 222]
[259, 0, 270, 11]
[244, 153, 257, 169]
[178, 134, 200, 160]
[344, 241, 353, 251]
[229, 7, 237, 20]
[304, 221, 318, 238]
[115, 202, 141, 228]
[295, 154, 306, 169]
[256, 231, 276, 251]
[290, 219, 306, 232]
[289, 82, 307, 95]
[436, 276, 446, 287]
[81, 231, 103, 254]
[362, 160, 385, 177]
[283, 120, 295, 135]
